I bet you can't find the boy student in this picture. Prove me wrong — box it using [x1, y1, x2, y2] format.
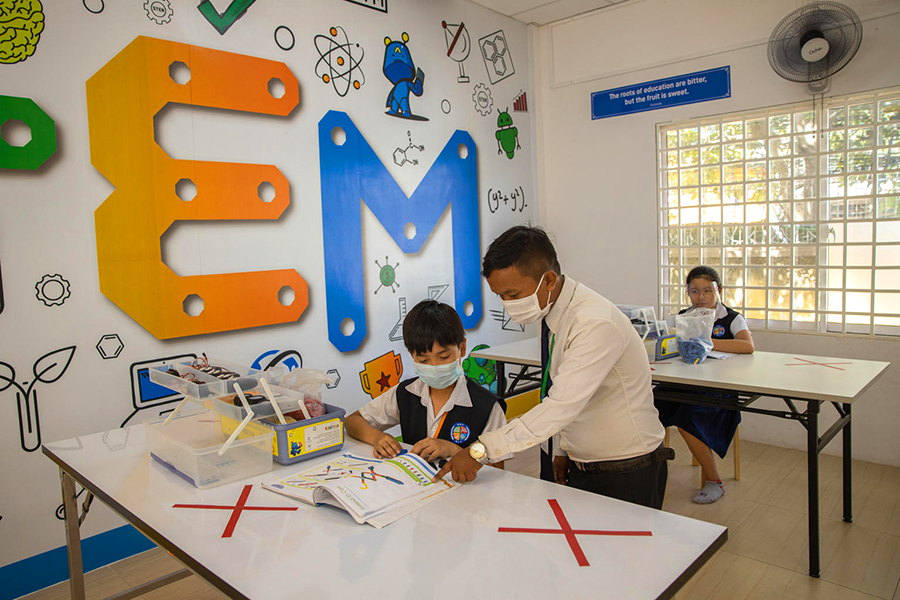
[656, 265, 754, 504]
[345, 300, 510, 468]
[435, 226, 669, 510]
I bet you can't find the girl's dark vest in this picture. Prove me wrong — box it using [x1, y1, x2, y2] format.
[396, 377, 506, 448]
[678, 305, 740, 340]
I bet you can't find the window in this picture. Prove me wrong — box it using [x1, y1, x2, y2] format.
[659, 88, 900, 337]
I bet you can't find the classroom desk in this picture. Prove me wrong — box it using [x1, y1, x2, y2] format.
[43, 428, 726, 600]
[470, 340, 890, 578]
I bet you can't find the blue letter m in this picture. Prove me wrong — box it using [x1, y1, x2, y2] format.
[319, 111, 482, 352]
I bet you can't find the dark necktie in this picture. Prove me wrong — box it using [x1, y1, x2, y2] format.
[539, 319, 555, 482]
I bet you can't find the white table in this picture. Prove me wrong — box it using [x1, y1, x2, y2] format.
[470, 340, 891, 578]
[43, 428, 726, 600]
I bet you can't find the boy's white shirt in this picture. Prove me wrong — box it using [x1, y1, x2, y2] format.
[358, 374, 513, 462]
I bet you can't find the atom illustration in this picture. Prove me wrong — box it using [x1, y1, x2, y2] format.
[314, 26, 365, 98]
[374, 256, 400, 294]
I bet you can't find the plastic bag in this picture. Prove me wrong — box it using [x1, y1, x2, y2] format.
[278, 368, 336, 419]
[675, 307, 716, 364]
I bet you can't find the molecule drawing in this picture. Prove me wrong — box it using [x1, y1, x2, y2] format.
[314, 26, 365, 98]
[393, 131, 424, 167]
[478, 30, 515, 85]
[96, 334, 124, 360]
[374, 256, 400, 294]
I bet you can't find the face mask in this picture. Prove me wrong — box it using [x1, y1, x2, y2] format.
[414, 357, 464, 389]
[501, 272, 554, 325]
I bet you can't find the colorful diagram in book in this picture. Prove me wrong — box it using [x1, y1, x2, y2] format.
[264, 453, 453, 524]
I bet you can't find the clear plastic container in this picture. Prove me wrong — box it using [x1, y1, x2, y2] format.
[199, 384, 308, 423]
[148, 358, 268, 399]
[145, 409, 273, 489]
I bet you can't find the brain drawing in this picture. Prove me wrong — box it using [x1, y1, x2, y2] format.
[0, 0, 44, 64]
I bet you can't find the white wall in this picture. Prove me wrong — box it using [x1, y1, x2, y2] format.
[0, 0, 537, 578]
[533, 0, 900, 466]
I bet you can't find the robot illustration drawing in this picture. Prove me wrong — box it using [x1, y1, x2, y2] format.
[495, 108, 519, 159]
[383, 32, 428, 121]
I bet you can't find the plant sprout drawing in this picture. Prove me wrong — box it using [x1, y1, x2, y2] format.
[0, 346, 76, 452]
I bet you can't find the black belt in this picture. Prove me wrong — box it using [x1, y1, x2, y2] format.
[572, 443, 674, 474]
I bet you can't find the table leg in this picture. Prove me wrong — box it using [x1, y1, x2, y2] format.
[843, 402, 852, 523]
[807, 401, 821, 578]
[496, 360, 507, 401]
[60, 468, 86, 599]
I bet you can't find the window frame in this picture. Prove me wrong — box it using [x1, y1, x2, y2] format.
[658, 87, 900, 339]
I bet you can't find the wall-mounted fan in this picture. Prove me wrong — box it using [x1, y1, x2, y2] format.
[768, 1, 863, 90]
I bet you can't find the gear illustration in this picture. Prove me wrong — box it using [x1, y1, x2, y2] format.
[472, 83, 493, 117]
[144, 0, 173, 25]
[35, 274, 71, 307]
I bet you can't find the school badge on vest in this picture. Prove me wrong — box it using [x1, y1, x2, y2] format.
[450, 422, 470, 444]
[713, 325, 725, 338]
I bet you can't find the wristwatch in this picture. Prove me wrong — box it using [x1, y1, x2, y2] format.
[468, 440, 490, 465]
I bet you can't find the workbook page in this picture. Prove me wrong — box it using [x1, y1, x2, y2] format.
[266, 453, 451, 520]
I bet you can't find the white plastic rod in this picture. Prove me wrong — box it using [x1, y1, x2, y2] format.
[162, 397, 190, 426]
[260, 379, 287, 425]
[219, 383, 255, 456]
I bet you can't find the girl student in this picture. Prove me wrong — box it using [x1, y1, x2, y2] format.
[655, 266, 754, 504]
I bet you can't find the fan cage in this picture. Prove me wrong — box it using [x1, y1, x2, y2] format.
[768, 1, 863, 83]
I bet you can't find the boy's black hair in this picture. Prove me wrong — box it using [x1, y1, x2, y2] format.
[686, 265, 722, 289]
[481, 226, 561, 281]
[402, 300, 466, 356]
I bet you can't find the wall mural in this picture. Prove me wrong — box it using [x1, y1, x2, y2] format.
[87, 36, 309, 340]
[0, 0, 44, 64]
[34, 273, 70, 307]
[319, 110, 480, 352]
[314, 26, 366, 98]
[392, 130, 423, 166]
[383, 32, 427, 121]
[143, 0, 173, 24]
[478, 29, 514, 84]
[441, 21, 471, 83]
[344, 0, 387, 14]
[0, 1, 534, 589]
[472, 83, 493, 117]
[197, 0, 257, 35]
[0, 95, 56, 170]
[495, 108, 520, 159]
[359, 350, 403, 400]
[95, 334, 124, 360]
[0, 346, 76, 452]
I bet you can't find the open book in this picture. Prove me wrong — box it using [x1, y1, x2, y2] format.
[261, 452, 457, 528]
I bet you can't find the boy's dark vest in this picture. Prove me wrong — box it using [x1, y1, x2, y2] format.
[396, 377, 507, 448]
[678, 305, 740, 339]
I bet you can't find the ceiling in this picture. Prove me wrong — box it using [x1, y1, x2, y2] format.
[469, 0, 632, 26]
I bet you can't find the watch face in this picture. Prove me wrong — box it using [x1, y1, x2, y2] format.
[470, 442, 486, 460]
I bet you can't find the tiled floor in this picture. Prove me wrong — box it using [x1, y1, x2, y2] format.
[21, 436, 900, 599]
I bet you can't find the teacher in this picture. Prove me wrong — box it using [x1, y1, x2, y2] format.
[434, 226, 669, 509]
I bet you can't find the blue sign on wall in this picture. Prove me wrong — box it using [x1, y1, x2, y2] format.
[591, 66, 730, 120]
[318, 111, 481, 353]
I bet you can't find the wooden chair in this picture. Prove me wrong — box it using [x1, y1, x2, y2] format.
[664, 426, 740, 487]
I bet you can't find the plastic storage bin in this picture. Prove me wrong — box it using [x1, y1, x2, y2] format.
[148, 358, 268, 399]
[222, 402, 346, 466]
[145, 409, 273, 489]
[200, 384, 309, 423]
